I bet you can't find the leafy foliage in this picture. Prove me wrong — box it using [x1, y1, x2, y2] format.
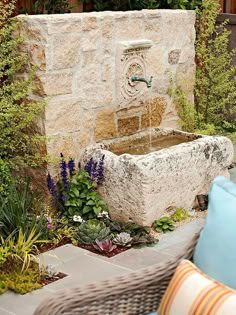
[0, 266, 42, 295]
[32, 0, 72, 14]
[106, 220, 151, 237]
[152, 217, 175, 233]
[104, 220, 157, 247]
[63, 171, 107, 220]
[0, 227, 46, 271]
[0, 178, 47, 240]
[171, 208, 189, 222]
[132, 234, 159, 247]
[0, 0, 45, 173]
[93, 239, 117, 253]
[195, 0, 236, 131]
[48, 155, 106, 220]
[77, 219, 111, 245]
[0, 159, 13, 198]
[83, 0, 201, 11]
[171, 88, 196, 133]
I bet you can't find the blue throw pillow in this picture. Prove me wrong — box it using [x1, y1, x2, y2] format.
[193, 176, 236, 289]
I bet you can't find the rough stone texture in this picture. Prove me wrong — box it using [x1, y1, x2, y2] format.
[141, 97, 167, 128]
[168, 49, 181, 64]
[35, 72, 73, 96]
[118, 116, 140, 136]
[17, 10, 196, 162]
[82, 128, 234, 226]
[94, 109, 117, 140]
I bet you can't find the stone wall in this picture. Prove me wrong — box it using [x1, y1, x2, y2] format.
[18, 10, 196, 162]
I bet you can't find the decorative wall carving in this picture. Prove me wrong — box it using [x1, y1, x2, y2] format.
[117, 40, 153, 108]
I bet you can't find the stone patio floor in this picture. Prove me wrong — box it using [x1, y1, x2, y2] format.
[0, 158, 235, 315]
[0, 219, 205, 315]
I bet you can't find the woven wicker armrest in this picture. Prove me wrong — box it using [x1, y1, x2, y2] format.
[34, 232, 200, 315]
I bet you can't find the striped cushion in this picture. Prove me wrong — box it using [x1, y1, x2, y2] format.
[158, 260, 236, 315]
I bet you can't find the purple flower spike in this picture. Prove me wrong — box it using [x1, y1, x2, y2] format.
[60, 153, 69, 192]
[84, 158, 95, 179]
[68, 157, 75, 177]
[47, 173, 58, 204]
[96, 155, 105, 184]
[84, 156, 105, 184]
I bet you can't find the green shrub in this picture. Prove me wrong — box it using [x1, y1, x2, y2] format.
[0, 0, 45, 173]
[83, 0, 201, 11]
[152, 217, 175, 233]
[171, 208, 189, 222]
[32, 0, 72, 14]
[195, 0, 236, 131]
[0, 159, 13, 198]
[172, 88, 196, 133]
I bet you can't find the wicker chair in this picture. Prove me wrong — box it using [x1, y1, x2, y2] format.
[34, 231, 200, 315]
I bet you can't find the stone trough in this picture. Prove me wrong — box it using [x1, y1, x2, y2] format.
[82, 128, 234, 226]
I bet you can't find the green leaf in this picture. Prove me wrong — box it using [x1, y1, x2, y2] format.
[93, 206, 102, 215]
[82, 206, 92, 214]
[86, 200, 95, 206]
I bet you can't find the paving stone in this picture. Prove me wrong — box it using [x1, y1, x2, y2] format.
[44, 254, 131, 291]
[103, 247, 173, 270]
[0, 289, 54, 315]
[152, 218, 205, 255]
[0, 307, 15, 315]
[38, 244, 87, 267]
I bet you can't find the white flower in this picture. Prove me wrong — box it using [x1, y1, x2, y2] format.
[73, 215, 85, 223]
[97, 211, 109, 218]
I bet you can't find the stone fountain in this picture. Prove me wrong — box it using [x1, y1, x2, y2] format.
[83, 128, 234, 226]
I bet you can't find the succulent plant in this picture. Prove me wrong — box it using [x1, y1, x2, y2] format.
[152, 217, 175, 233]
[170, 208, 189, 222]
[113, 232, 133, 247]
[77, 219, 111, 245]
[93, 239, 117, 253]
[132, 235, 159, 247]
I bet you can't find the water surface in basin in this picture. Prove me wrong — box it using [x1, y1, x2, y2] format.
[111, 135, 193, 155]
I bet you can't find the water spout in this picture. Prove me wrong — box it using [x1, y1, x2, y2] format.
[131, 76, 153, 88]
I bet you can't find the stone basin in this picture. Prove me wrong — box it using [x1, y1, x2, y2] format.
[82, 128, 234, 226]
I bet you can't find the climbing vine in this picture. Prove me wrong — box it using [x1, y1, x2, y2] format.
[0, 0, 45, 173]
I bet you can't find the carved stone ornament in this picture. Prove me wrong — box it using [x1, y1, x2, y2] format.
[117, 40, 153, 108]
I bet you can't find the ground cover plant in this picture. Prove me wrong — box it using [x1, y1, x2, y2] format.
[0, 168, 66, 295]
[45, 154, 158, 257]
[152, 217, 176, 233]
